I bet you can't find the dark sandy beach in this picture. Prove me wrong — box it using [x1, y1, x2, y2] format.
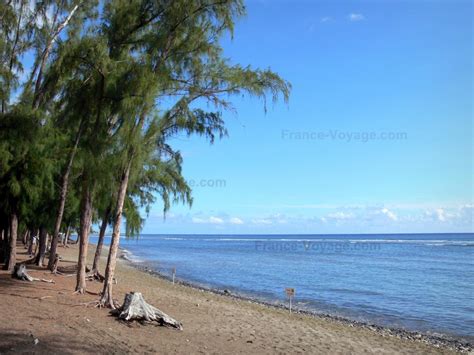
[0, 242, 471, 354]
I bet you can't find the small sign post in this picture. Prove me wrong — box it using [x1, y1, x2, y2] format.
[285, 288, 295, 314]
[171, 267, 176, 284]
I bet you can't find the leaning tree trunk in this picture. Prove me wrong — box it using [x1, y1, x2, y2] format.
[76, 179, 93, 294]
[92, 206, 110, 273]
[100, 163, 131, 308]
[35, 226, 47, 267]
[5, 213, 18, 271]
[32, 4, 79, 109]
[48, 119, 84, 271]
[30, 5, 81, 270]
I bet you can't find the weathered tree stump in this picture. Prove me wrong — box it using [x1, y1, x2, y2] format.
[113, 292, 183, 330]
[13, 264, 35, 281]
[12, 264, 55, 283]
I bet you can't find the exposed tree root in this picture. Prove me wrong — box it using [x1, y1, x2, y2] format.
[86, 270, 105, 282]
[76, 298, 119, 308]
[112, 292, 183, 330]
[50, 254, 61, 274]
[22, 257, 38, 265]
[54, 271, 76, 277]
[37, 295, 52, 300]
[85, 290, 100, 295]
[39, 278, 55, 283]
[56, 264, 78, 274]
[75, 300, 104, 308]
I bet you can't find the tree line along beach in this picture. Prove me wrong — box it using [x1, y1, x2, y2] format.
[1, 1, 472, 354]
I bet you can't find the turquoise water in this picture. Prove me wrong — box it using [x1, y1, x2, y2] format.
[91, 233, 474, 340]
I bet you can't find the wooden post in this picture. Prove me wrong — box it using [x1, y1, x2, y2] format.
[285, 288, 295, 314]
[172, 267, 176, 284]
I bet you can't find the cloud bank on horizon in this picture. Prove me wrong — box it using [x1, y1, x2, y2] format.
[140, 1, 472, 235]
[144, 204, 473, 234]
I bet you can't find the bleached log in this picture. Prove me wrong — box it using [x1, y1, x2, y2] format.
[114, 292, 183, 330]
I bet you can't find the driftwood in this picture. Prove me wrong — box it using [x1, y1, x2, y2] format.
[113, 292, 183, 330]
[13, 264, 55, 283]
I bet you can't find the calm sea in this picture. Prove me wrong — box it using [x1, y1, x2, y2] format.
[90, 233, 474, 340]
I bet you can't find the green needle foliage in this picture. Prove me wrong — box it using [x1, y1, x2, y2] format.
[0, 0, 290, 295]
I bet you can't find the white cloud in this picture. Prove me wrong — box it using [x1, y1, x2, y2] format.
[381, 208, 398, 221]
[422, 207, 462, 223]
[326, 211, 354, 220]
[252, 218, 273, 225]
[191, 217, 206, 224]
[209, 216, 224, 224]
[435, 208, 446, 222]
[320, 16, 332, 23]
[229, 217, 244, 225]
[192, 216, 224, 224]
[147, 203, 473, 233]
[348, 13, 365, 22]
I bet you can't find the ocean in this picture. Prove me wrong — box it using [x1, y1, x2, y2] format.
[90, 233, 474, 341]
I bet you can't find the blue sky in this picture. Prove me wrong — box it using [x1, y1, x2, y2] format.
[143, 0, 473, 234]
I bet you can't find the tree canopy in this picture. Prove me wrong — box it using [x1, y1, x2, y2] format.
[0, 0, 290, 304]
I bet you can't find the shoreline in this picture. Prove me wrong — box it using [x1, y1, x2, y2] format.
[2, 243, 470, 354]
[117, 248, 473, 353]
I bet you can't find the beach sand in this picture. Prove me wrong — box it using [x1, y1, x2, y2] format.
[0, 243, 460, 354]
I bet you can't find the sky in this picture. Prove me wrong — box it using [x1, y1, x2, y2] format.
[143, 0, 473, 234]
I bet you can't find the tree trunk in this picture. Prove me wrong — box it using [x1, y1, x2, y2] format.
[5, 213, 18, 271]
[2, 1, 24, 114]
[63, 225, 70, 247]
[48, 119, 84, 270]
[76, 179, 93, 294]
[92, 206, 110, 273]
[100, 163, 131, 307]
[0, 230, 3, 263]
[22, 229, 28, 245]
[35, 226, 47, 267]
[27, 229, 34, 256]
[0, 216, 8, 264]
[32, 5, 79, 109]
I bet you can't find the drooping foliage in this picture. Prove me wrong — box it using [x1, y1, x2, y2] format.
[0, 0, 290, 298]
